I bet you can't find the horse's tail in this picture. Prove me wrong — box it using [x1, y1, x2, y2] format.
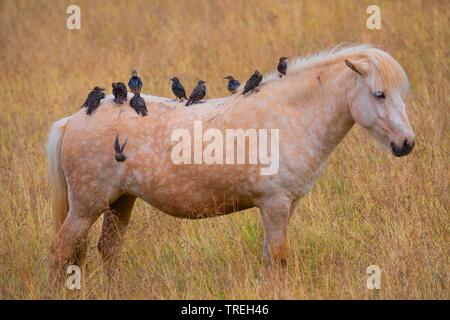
[46, 116, 70, 232]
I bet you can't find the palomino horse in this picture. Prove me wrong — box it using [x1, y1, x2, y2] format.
[47, 45, 415, 278]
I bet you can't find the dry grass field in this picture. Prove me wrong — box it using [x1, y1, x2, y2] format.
[0, 0, 448, 299]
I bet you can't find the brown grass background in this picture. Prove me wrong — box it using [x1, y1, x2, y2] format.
[0, 0, 448, 299]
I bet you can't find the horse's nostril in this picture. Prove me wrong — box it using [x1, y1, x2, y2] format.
[403, 139, 415, 151]
[403, 139, 409, 148]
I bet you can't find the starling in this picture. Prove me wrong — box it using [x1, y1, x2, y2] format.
[81, 86, 106, 115]
[242, 70, 263, 95]
[112, 82, 128, 104]
[277, 57, 289, 78]
[170, 77, 187, 101]
[114, 135, 128, 162]
[224, 75, 240, 94]
[185, 80, 207, 106]
[130, 92, 148, 116]
[128, 69, 143, 94]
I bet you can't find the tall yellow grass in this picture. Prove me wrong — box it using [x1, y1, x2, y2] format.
[0, 0, 448, 299]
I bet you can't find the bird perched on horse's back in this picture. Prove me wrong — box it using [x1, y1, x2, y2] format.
[224, 75, 240, 94]
[277, 57, 289, 78]
[130, 92, 148, 116]
[242, 70, 263, 95]
[170, 77, 187, 101]
[81, 86, 106, 115]
[128, 69, 143, 94]
[186, 80, 207, 106]
[112, 82, 127, 104]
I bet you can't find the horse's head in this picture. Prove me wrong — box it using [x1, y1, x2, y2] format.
[344, 51, 415, 157]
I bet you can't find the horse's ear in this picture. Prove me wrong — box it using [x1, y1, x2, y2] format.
[345, 59, 367, 76]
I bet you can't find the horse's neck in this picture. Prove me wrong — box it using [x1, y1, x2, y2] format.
[294, 66, 355, 160]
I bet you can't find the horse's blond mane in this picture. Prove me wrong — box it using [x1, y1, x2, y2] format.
[264, 44, 409, 94]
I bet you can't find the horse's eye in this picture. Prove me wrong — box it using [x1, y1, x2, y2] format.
[373, 91, 385, 99]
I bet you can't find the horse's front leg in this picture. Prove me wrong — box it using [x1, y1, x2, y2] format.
[259, 196, 295, 269]
[97, 194, 136, 278]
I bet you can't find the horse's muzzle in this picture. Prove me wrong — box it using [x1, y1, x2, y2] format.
[390, 139, 415, 157]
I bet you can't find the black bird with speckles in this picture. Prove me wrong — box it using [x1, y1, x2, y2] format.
[224, 75, 240, 94]
[112, 82, 128, 104]
[114, 135, 128, 162]
[130, 92, 148, 116]
[242, 70, 263, 95]
[170, 77, 187, 101]
[277, 57, 289, 78]
[81, 86, 105, 115]
[186, 80, 206, 106]
[128, 69, 143, 94]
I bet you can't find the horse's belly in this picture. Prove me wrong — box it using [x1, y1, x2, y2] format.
[142, 197, 254, 219]
[138, 188, 255, 219]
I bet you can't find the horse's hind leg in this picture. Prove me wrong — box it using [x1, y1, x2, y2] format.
[50, 207, 101, 285]
[97, 194, 136, 278]
[72, 235, 89, 267]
